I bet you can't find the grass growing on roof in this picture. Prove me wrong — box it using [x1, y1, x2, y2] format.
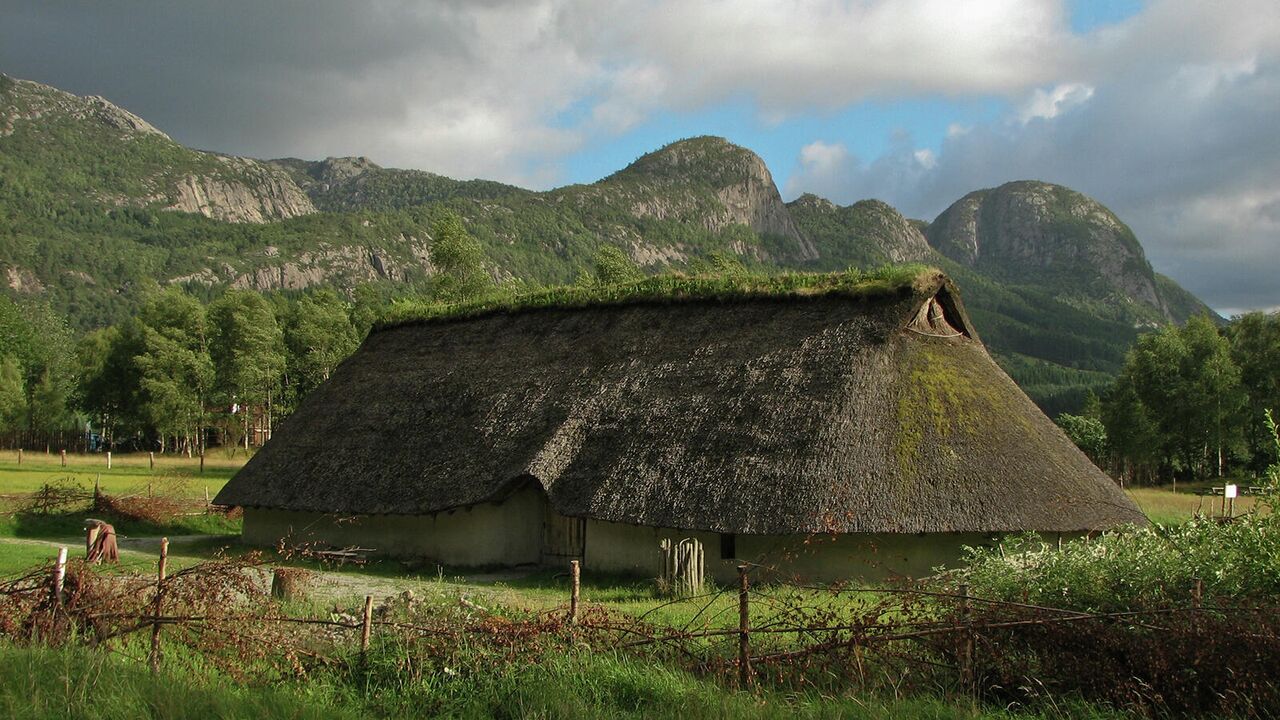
[378, 264, 936, 329]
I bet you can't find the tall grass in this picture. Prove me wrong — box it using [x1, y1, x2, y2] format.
[0, 643, 1122, 720]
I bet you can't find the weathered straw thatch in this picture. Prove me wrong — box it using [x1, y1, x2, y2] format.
[215, 270, 1145, 534]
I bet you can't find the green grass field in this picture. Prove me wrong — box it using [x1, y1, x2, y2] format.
[1126, 483, 1262, 525]
[0, 449, 241, 496]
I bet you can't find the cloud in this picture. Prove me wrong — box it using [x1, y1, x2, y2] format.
[1017, 82, 1094, 122]
[0, 0, 597, 185]
[0, 0, 1077, 186]
[798, 141, 851, 176]
[784, 0, 1280, 311]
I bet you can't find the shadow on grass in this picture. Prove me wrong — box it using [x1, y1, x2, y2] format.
[1, 508, 241, 541]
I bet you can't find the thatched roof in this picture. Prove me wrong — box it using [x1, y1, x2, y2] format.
[215, 269, 1145, 534]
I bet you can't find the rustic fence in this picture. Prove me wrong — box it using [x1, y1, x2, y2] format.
[5, 544, 1278, 716]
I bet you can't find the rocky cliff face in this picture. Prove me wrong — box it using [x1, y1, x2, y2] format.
[926, 181, 1172, 320]
[604, 137, 817, 262]
[788, 193, 933, 268]
[167, 156, 315, 223]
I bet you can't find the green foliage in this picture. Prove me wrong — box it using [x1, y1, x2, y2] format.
[1228, 312, 1280, 471]
[26, 370, 74, 435]
[284, 289, 360, 396]
[591, 245, 644, 285]
[76, 323, 146, 444]
[1103, 315, 1246, 480]
[208, 290, 286, 448]
[962, 510, 1280, 613]
[428, 210, 491, 302]
[134, 288, 213, 448]
[1100, 373, 1161, 481]
[1054, 413, 1107, 464]
[0, 356, 25, 433]
[1267, 409, 1280, 484]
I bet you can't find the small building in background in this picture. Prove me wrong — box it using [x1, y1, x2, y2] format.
[214, 270, 1145, 583]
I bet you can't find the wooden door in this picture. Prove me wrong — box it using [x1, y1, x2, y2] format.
[542, 508, 585, 561]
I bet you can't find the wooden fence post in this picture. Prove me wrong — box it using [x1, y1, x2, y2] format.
[52, 547, 68, 604]
[204, 485, 211, 511]
[958, 583, 974, 694]
[199, 451, 205, 474]
[738, 564, 751, 689]
[360, 594, 374, 659]
[149, 451, 154, 470]
[149, 538, 169, 675]
[16, 448, 20, 465]
[569, 559, 581, 624]
[106, 451, 111, 470]
[60, 449, 66, 467]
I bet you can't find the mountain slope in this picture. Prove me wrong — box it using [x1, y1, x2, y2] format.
[270, 156, 523, 212]
[0, 74, 314, 223]
[926, 181, 1214, 325]
[786, 194, 932, 268]
[0, 74, 1220, 415]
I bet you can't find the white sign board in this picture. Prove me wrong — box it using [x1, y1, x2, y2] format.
[1225, 484, 1238, 499]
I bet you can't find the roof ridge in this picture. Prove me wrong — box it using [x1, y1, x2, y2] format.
[376, 265, 946, 332]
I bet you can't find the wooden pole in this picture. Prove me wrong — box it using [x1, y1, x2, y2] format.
[60, 449, 66, 467]
[52, 547, 68, 603]
[149, 451, 154, 470]
[569, 559, 581, 624]
[737, 564, 751, 689]
[16, 448, 20, 465]
[204, 485, 211, 511]
[106, 451, 111, 470]
[199, 450, 204, 474]
[149, 538, 169, 675]
[148, 482, 153, 499]
[959, 582, 974, 694]
[360, 595, 374, 659]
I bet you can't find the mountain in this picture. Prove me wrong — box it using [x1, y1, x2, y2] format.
[0, 74, 1220, 414]
[270, 155, 521, 212]
[786, 194, 932, 267]
[0, 74, 313, 223]
[926, 181, 1214, 325]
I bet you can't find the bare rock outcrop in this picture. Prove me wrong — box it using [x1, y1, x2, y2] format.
[606, 137, 818, 263]
[927, 181, 1167, 317]
[167, 157, 316, 223]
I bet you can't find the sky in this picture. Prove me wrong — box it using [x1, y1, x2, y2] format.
[0, 0, 1277, 313]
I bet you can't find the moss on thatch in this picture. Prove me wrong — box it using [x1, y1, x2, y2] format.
[377, 264, 935, 330]
[217, 269, 1144, 535]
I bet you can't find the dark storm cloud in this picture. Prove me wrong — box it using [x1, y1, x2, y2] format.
[0, 0, 589, 183]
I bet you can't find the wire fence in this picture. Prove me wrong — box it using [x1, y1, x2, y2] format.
[4, 539, 1280, 717]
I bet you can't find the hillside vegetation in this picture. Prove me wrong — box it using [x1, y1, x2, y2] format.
[0, 73, 1219, 415]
